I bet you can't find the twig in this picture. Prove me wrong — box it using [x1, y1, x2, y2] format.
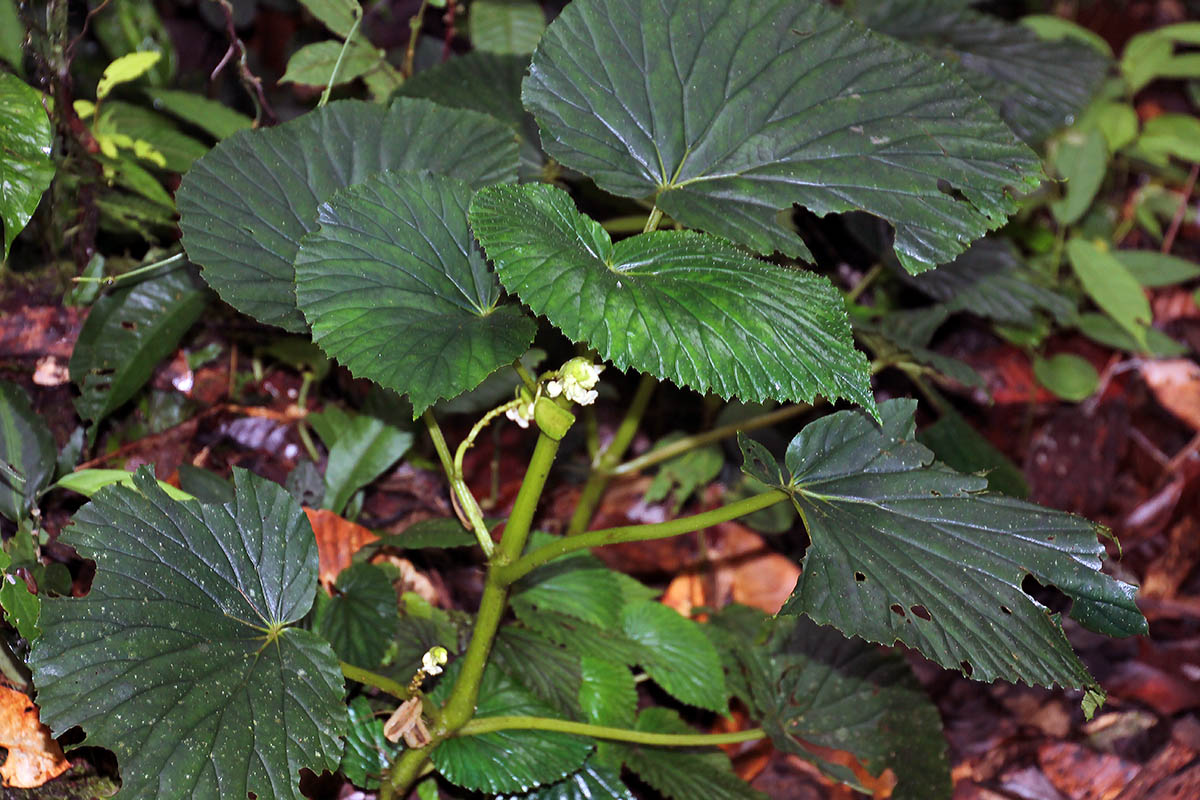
[209, 0, 276, 126]
[402, 0, 431, 78]
[1162, 162, 1199, 254]
[65, 0, 114, 61]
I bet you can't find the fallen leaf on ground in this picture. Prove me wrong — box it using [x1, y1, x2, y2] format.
[0, 685, 70, 788]
[1140, 359, 1200, 431]
[305, 507, 379, 589]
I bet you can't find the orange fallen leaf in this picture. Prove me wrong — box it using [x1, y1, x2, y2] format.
[662, 522, 800, 618]
[1140, 359, 1200, 431]
[304, 508, 379, 590]
[0, 686, 70, 788]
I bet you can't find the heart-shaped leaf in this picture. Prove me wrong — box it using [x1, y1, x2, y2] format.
[744, 399, 1146, 708]
[713, 608, 950, 800]
[178, 98, 518, 331]
[470, 183, 874, 411]
[295, 170, 536, 415]
[522, 0, 1041, 272]
[29, 469, 348, 800]
[430, 665, 592, 794]
[0, 74, 55, 259]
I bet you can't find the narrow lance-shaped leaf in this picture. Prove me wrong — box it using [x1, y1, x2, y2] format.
[178, 98, 518, 331]
[29, 469, 349, 800]
[295, 171, 536, 415]
[470, 183, 875, 412]
[523, 0, 1042, 272]
[743, 399, 1145, 710]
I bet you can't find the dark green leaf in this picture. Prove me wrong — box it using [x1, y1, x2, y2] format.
[0, 380, 56, 523]
[0, 74, 55, 259]
[917, 409, 1028, 498]
[435, 349, 545, 416]
[398, 53, 545, 179]
[1075, 312, 1187, 357]
[295, 171, 535, 415]
[0, 0, 23, 76]
[774, 400, 1145, 705]
[0, 549, 40, 640]
[904, 238, 1074, 327]
[493, 626, 583, 718]
[1067, 238, 1152, 349]
[847, 0, 1110, 144]
[371, 517, 479, 550]
[513, 565, 626, 630]
[178, 98, 519, 332]
[176, 464, 235, 505]
[515, 608, 646, 666]
[501, 758, 634, 800]
[68, 263, 208, 431]
[144, 89, 253, 140]
[29, 469, 348, 800]
[308, 408, 413, 514]
[341, 696, 397, 790]
[470, 183, 874, 411]
[718, 612, 951, 800]
[523, 0, 1041, 271]
[314, 562, 397, 668]
[470, 0, 545, 54]
[97, 102, 207, 173]
[616, 708, 765, 800]
[579, 657, 636, 729]
[1113, 249, 1200, 287]
[431, 665, 592, 794]
[621, 601, 727, 713]
[1033, 353, 1099, 402]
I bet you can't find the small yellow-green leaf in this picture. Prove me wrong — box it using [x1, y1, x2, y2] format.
[54, 469, 195, 501]
[1033, 353, 1099, 402]
[96, 51, 162, 100]
[281, 39, 380, 86]
[1067, 238, 1151, 349]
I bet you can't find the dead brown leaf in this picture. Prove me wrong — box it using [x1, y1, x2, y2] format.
[1038, 741, 1140, 800]
[1140, 359, 1200, 431]
[304, 507, 379, 589]
[0, 686, 70, 788]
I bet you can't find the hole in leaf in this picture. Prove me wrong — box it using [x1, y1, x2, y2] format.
[910, 605, 932, 621]
[1000, 605, 1013, 615]
[890, 603, 905, 617]
[960, 660, 973, 677]
[120, 320, 137, 330]
[854, 571, 866, 582]
[1021, 574, 1071, 614]
[936, 178, 968, 203]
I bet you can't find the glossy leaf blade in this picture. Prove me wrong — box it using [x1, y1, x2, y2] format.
[431, 666, 592, 794]
[470, 183, 874, 411]
[500, 759, 634, 800]
[0, 73, 55, 259]
[29, 469, 348, 800]
[68, 264, 208, 430]
[773, 400, 1146, 702]
[620, 601, 727, 713]
[313, 562, 397, 668]
[178, 98, 518, 331]
[523, 0, 1042, 271]
[295, 171, 535, 415]
[847, 0, 1110, 144]
[0, 381, 56, 523]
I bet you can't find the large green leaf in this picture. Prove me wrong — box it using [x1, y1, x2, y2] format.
[515, 608, 646, 667]
[313, 562, 397, 668]
[513, 563, 626, 631]
[615, 709, 765, 800]
[501, 759, 635, 800]
[0, 73, 55, 259]
[522, 0, 1041, 272]
[0, 380, 56, 523]
[846, 0, 1110, 145]
[178, 99, 518, 332]
[620, 601, 727, 713]
[470, 183, 874, 410]
[68, 264, 209, 431]
[713, 608, 950, 800]
[398, 52, 545, 179]
[308, 407, 413, 514]
[295, 171, 535, 415]
[470, 0, 546, 55]
[1067, 238, 1152, 350]
[493, 626, 583, 719]
[29, 469, 348, 800]
[748, 400, 1145, 708]
[430, 665, 592, 794]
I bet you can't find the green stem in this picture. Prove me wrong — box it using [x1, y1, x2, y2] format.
[459, 716, 767, 747]
[512, 359, 537, 393]
[423, 410, 494, 557]
[382, 428, 569, 798]
[499, 489, 789, 584]
[318, 8, 362, 107]
[72, 251, 185, 285]
[611, 403, 811, 477]
[566, 373, 657, 535]
[844, 263, 883, 305]
[340, 661, 409, 700]
[402, 0, 431, 78]
[643, 206, 664, 233]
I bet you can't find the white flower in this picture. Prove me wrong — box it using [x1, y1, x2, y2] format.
[421, 646, 448, 676]
[505, 399, 535, 428]
[556, 358, 604, 406]
[545, 380, 563, 398]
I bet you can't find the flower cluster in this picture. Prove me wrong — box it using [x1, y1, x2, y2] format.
[546, 358, 605, 406]
[504, 388, 537, 428]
